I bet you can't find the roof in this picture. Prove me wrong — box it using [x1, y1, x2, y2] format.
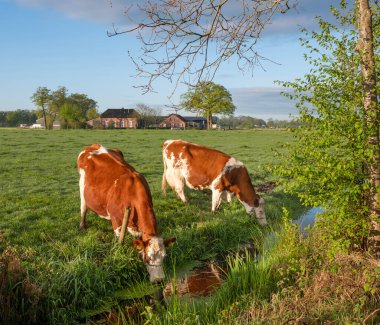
[183, 116, 218, 123]
[100, 108, 137, 118]
[164, 114, 217, 123]
[163, 114, 187, 122]
[183, 116, 206, 122]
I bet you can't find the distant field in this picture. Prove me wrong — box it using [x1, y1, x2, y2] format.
[0, 128, 298, 323]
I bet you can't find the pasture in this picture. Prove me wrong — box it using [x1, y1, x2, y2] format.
[0, 128, 300, 324]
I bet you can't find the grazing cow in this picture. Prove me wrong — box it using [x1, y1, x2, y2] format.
[77, 144, 176, 283]
[162, 140, 267, 225]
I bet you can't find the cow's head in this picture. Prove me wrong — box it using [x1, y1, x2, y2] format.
[133, 236, 176, 283]
[251, 196, 267, 225]
[240, 195, 267, 225]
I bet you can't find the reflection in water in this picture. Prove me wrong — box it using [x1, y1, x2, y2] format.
[164, 242, 257, 298]
[164, 262, 225, 297]
[295, 207, 323, 235]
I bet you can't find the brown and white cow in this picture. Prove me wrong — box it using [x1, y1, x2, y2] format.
[162, 140, 267, 225]
[77, 144, 175, 283]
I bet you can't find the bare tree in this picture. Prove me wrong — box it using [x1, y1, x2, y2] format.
[356, 0, 380, 257]
[136, 103, 162, 128]
[109, 0, 294, 93]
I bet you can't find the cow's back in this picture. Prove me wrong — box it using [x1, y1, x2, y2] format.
[163, 140, 230, 188]
[77, 144, 139, 217]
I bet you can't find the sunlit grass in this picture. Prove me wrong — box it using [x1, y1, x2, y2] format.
[0, 128, 299, 323]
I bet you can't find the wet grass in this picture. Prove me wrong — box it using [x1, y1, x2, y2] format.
[0, 128, 300, 324]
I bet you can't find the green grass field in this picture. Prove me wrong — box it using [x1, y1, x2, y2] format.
[0, 128, 300, 324]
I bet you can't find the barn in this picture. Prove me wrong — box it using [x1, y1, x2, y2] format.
[159, 114, 217, 129]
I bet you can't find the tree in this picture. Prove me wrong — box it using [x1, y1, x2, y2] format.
[31, 87, 98, 129]
[60, 94, 98, 129]
[31, 87, 51, 129]
[67, 93, 97, 116]
[136, 103, 162, 128]
[48, 86, 67, 128]
[180, 81, 236, 129]
[274, 1, 380, 256]
[0, 112, 6, 127]
[60, 103, 85, 129]
[86, 107, 99, 121]
[5, 110, 37, 127]
[218, 116, 267, 129]
[356, 0, 380, 257]
[110, 0, 294, 92]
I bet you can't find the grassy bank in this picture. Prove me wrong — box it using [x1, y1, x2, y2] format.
[0, 128, 302, 324]
[155, 216, 380, 324]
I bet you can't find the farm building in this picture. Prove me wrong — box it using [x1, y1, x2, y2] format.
[159, 114, 218, 129]
[99, 108, 139, 129]
[35, 116, 61, 129]
[159, 114, 187, 129]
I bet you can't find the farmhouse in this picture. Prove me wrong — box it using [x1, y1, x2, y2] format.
[35, 116, 61, 129]
[99, 108, 139, 128]
[159, 113, 218, 129]
[159, 114, 186, 129]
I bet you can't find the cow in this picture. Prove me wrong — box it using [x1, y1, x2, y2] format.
[77, 144, 176, 283]
[162, 140, 267, 225]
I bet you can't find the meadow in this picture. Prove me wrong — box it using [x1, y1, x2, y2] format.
[0, 128, 302, 324]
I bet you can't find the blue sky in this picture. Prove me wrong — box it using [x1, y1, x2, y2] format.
[0, 0, 343, 120]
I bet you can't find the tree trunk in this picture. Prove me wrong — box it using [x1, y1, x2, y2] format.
[42, 105, 48, 130]
[356, 0, 380, 258]
[207, 113, 212, 130]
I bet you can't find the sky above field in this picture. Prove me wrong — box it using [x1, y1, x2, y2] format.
[0, 0, 348, 120]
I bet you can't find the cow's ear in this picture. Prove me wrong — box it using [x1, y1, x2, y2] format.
[164, 237, 176, 247]
[133, 239, 145, 250]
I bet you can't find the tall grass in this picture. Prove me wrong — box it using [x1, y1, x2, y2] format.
[0, 128, 300, 324]
[157, 228, 277, 324]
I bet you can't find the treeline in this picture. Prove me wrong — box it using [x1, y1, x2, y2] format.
[0, 110, 38, 127]
[31, 86, 99, 129]
[266, 118, 301, 129]
[217, 116, 300, 129]
[0, 109, 302, 129]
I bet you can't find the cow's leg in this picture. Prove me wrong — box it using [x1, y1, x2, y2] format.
[80, 203, 87, 230]
[175, 183, 187, 203]
[127, 208, 141, 237]
[79, 168, 87, 230]
[165, 167, 187, 202]
[170, 174, 187, 203]
[211, 189, 223, 212]
[222, 191, 233, 203]
[111, 217, 122, 238]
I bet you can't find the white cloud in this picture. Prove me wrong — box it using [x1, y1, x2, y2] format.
[9, 0, 133, 23]
[229, 87, 298, 120]
[263, 0, 353, 36]
[8, 0, 349, 35]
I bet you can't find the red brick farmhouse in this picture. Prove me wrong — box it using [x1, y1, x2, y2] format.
[99, 108, 139, 129]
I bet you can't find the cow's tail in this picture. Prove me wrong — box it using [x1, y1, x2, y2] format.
[118, 207, 130, 244]
[162, 150, 167, 195]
